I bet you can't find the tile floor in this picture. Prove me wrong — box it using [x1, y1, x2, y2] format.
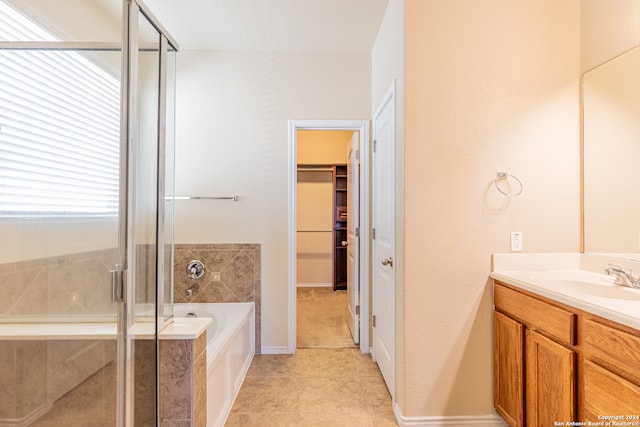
[296, 287, 357, 349]
[226, 348, 398, 426]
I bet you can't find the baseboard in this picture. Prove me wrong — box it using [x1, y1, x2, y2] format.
[260, 346, 290, 354]
[296, 283, 332, 288]
[393, 405, 507, 427]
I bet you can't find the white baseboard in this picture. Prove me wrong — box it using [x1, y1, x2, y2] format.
[260, 346, 291, 354]
[296, 283, 332, 288]
[393, 405, 507, 427]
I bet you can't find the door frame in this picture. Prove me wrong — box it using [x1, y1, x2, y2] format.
[287, 119, 370, 353]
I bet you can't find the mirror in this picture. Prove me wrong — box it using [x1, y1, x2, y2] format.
[583, 45, 640, 261]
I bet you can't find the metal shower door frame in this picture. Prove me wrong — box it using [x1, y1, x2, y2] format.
[119, 1, 178, 425]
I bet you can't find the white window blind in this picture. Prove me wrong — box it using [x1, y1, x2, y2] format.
[0, 2, 121, 218]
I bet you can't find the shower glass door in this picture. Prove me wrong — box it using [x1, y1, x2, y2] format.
[0, 1, 177, 425]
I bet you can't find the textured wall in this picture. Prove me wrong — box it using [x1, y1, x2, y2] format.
[173, 50, 371, 351]
[401, 0, 580, 417]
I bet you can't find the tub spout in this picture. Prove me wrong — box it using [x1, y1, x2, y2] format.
[186, 283, 199, 297]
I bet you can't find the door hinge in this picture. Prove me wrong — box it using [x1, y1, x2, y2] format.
[373, 315, 376, 327]
[372, 228, 376, 239]
[373, 139, 377, 152]
[110, 266, 127, 303]
[355, 227, 360, 238]
[355, 149, 360, 160]
[355, 305, 360, 316]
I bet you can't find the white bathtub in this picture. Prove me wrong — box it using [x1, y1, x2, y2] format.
[174, 303, 255, 427]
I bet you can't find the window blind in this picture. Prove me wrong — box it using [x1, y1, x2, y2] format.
[0, 2, 121, 218]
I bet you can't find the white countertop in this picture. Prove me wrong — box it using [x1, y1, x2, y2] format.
[0, 317, 211, 341]
[492, 253, 640, 330]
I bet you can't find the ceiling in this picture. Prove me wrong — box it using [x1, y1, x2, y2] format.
[142, 0, 389, 52]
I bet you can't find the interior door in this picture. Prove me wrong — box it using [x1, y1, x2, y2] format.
[372, 85, 396, 396]
[346, 132, 360, 344]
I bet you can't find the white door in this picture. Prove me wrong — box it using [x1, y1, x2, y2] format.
[346, 132, 360, 344]
[372, 85, 395, 397]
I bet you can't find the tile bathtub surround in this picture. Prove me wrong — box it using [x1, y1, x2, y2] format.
[227, 349, 398, 427]
[159, 334, 207, 427]
[174, 244, 261, 352]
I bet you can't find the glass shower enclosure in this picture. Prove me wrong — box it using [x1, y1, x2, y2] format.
[0, 0, 176, 425]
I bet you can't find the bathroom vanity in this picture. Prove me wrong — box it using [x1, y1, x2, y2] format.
[491, 254, 640, 427]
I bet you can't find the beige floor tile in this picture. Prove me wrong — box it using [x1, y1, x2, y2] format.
[246, 354, 305, 378]
[228, 349, 398, 427]
[298, 348, 358, 379]
[298, 377, 369, 414]
[352, 350, 385, 378]
[359, 375, 392, 410]
[297, 287, 357, 349]
[225, 413, 301, 426]
[299, 412, 374, 426]
[370, 407, 400, 427]
[230, 377, 300, 414]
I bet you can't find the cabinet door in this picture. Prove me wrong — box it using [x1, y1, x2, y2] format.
[526, 329, 575, 426]
[494, 311, 524, 427]
[584, 360, 640, 420]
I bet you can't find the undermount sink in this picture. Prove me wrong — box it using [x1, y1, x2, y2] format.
[529, 271, 640, 301]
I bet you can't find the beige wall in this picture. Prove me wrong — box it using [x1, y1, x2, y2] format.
[297, 130, 353, 165]
[581, 0, 640, 72]
[399, 0, 581, 418]
[174, 50, 371, 351]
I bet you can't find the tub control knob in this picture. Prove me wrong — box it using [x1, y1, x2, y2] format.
[187, 260, 205, 279]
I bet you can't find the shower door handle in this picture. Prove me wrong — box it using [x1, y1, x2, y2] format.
[110, 266, 127, 303]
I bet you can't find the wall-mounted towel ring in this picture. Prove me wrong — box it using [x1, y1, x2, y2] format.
[494, 172, 522, 197]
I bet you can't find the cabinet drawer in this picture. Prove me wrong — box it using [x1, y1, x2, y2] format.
[494, 283, 576, 346]
[584, 318, 640, 385]
[584, 360, 640, 420]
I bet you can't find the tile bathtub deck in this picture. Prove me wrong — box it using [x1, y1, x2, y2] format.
[226, 349, 398, 426]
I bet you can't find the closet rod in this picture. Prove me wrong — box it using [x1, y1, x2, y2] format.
[297, 167, 334, 172]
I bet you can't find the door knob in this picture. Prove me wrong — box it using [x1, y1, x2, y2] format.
[341, 241, 348, 247]
[381, 257, 393, 267]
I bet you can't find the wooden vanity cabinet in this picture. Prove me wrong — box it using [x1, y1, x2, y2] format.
[582, 317, 640, 419]
[495, 280, 640, 426]
[494, 282, 576, 427]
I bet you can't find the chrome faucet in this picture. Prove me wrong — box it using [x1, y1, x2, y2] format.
[185, 283, 199, 297]
[604, 265, 640, 289]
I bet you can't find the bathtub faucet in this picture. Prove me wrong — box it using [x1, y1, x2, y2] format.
[186, 283, 200, 297]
